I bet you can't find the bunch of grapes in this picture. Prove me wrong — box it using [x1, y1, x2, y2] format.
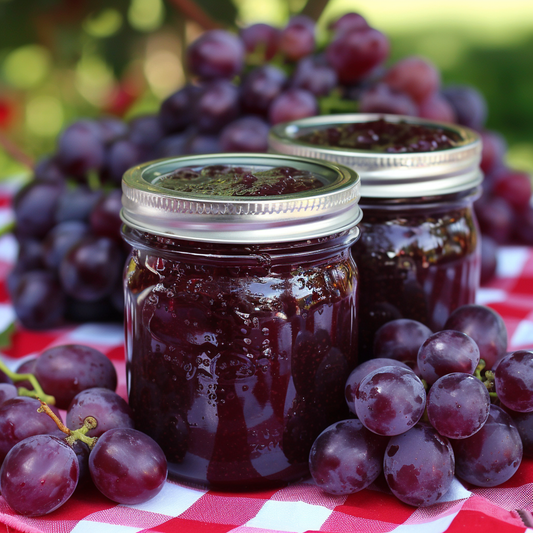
[0, 345, 167, 517]
[9, 11, 532, 329]
[310, 304, 532, 507]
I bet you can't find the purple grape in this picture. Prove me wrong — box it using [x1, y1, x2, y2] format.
[0, 383, 18, 405]
[268, 88, 318, 125]
[66, 388, 134, 437]
[0, 397, 62, 463]
[89, 428, 167, 504]
[441, 84, 487, 130]
[42, 221, 91, 271]
[452, 405, 522, 487]
[0, 434, 79, 516]
[475, 195, 514, 244]
[480, 235, 498, 284]
[59, 235, 123, 301]
[14, 358, 37, 390]
[427, 373, 490, 439]
[158, 84, 200, 134]
[56, 120, 105, 179]
[329, 12, 369, 34]
[241, 65, 287, 116]
[34, 344, 117, 410]
[34, 155, 65, 183]
[290, 56, 337, 97]
[240, 23, 280, 61]
[373, 318, 432, 367]
[384, 423, 455, 507]
[220, 116, 270, 152]
[101, 138, 144, 186]
[47, 428, 91, 487]
[507, 410, 533, 457]
[495, 350, 533, 412]
[444, 304, 508, 370]
[11, 270, 66, 330]
[185, 132, 221, 154]
[278, 15, 315, 62]
[187, 30, 244, 80]
[358, 82, 418, 116]
[309, 419, 388, 495]
[97, 116, 128, 144]
[152, 132, 190, 158]
[344, 358, 411, 415]
[355, 366, 426, 436]
[195, 80, 240, 133]
[89, 189, 123, 242]
[417, 330, 480, 385]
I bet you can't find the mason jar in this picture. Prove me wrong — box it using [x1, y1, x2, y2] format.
[121, 153, 362, 489]
[269, 114, 482, 360]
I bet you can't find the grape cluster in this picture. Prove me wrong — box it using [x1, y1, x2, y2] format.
[0, 345, 167, 516]
[9, 11, 532, 329]
[310, 304, 532, 507]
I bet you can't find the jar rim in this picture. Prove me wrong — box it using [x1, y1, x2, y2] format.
[121, 153, 362, 244]
[268, 113, 483, 199]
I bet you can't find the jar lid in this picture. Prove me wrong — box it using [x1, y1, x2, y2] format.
[121, 153, 361, 243]
[268, 113, 483, 198]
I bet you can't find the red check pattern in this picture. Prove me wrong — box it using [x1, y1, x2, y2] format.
[0, 183, 532, 533]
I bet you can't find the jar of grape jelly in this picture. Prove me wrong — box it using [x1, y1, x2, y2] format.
[121, 153, 361, 489]
[269, 114, 482, 360]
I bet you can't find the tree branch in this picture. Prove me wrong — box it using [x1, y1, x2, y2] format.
[167, 0, 221, 30]
[300, 0, 331, 21]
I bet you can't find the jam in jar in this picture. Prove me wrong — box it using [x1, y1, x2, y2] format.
[121, 153, 362, 489]
[269, 114, 482, 359]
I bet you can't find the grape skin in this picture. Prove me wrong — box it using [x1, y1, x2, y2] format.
[309, 419, 388, 495]
[354, 366, 426, 436]
[384, 423, 455, 507]
[426, 373, 490, 439]
[0, 435, 79, 517]
[89, 428, 168, 505]
[494, 350, 533, 412]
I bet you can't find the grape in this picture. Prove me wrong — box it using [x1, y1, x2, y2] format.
[326, 27, 389, 84]
[0, 434, 79, 516]
[241, 65, 287, 116]
[152, 132, 190, 158]
[187, 29, 244, 80]
[195, 80, 241, 133]
[359, 82, 419, 117]
[66, 388, 134, 437]
[14, 358, 37, 390]
[34, 344, 117, 410]
[55, 186, 104, 224]
[417, 330, 480, 385]
[158, 84, 200, 134]
[269, 88, 318, 125]
[329, 12, 369, 34]
[89, 428, 167, 504]
[441, 84, 487, 130]
[34, 155, 65, 183]
[384, 423, 454, 507]
[0, 397, 61, 463]
[383, 56, 440, 104]
[474, 195, 515, 244]
[101, 138, 143, 186]
[514, 205, 533, 246]
[355, 365, 426, 436]
[42, 221, 90, 271]
[56, 120, 105, 179]
[0, 383, 17, 405]
[290, 56, 338, 97]
[373, 318, 432, 366]
[11, 270, 66, 330]
[240, 23, 280, 61]
[278, 15, 315, 62]
[491, 168, 532, 211]
[97, 116, 128, 144]
[309, 419, 388, 495]
[479, 130, 507, 176]
[60, 235, 123, 301]
[494, 350, 533, 412]
[89, 189, 123, 242]
[344, 358, 411, 414]
[186, 132, 222, 154]
[220, 116, 270, 152]
[443, 304, 508, 369]
[427, 373, 490, 438]
[128, 114, 165, 154]
[452, 405, 522, 487]
[480, 235, 498, 284]
[418, 93, 456, 123]
[506, 410, 533, 457]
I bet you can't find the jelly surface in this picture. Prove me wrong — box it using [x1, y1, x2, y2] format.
[157, 164, 324, 196]
[123, 230, 358, 489]
[298, 118, 463, 153]
[352, 196, 479, 360]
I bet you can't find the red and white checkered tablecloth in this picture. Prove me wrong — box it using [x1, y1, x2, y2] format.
[1, 182, 533, 533]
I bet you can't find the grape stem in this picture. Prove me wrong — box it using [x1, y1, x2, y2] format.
[0, 358, 56, 405]
[38, 400, 98, 450]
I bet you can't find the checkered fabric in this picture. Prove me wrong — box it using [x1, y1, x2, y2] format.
[0, 183, 532, 533]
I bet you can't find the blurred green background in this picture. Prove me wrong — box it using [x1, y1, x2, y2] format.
[0, 0, 532, 179]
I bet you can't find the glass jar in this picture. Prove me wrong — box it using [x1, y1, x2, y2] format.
[269, 114, 482, 360]
[121, 153, 362, 489]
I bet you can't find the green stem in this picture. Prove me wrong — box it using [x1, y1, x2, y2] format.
[0, 358, 56, 405]
[0, 221, 15, 238]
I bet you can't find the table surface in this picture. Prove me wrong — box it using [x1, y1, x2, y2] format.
[1, 183, 533, 533]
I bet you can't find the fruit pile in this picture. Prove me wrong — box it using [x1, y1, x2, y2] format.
[8, 11, 533, 329]
[0, 344, 167, 517]
[310, 304, 532, 507]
